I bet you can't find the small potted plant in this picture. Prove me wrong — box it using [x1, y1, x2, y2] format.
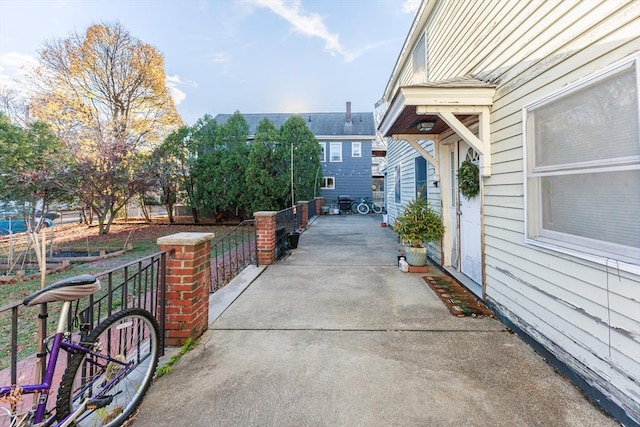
[392, 194, 444, 266]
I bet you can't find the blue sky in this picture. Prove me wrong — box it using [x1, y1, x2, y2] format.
[0, 0, 418, 125]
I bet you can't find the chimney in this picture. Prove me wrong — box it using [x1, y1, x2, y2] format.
[346, 101, 352, 124]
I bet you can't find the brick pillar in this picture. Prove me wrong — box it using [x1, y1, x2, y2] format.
[254, 211, 277, 266]
[299, 201, 309, 228]
[315, 197, 324, 215]
[157, 232, 215, 346]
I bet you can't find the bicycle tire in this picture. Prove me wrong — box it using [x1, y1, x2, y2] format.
[56, 308, 160, 427]
[350, 201, 359, 214]
[357, 203, 370, 215]
[371, 203, 383, 214]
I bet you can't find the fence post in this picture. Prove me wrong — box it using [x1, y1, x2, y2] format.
[254, 211, 277, 265]
[298, 201, 309, 228]
[314, 197, 324, 215]
[157, 232, 215, 346]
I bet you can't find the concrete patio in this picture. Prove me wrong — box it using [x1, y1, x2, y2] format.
[134, 214, 619, 426]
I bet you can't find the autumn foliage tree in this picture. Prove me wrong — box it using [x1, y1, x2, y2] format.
[30, 22, 182, 234]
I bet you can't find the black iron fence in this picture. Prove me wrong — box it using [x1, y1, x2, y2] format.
[307, 200, 317, 219]
[210, 220, 257, 293]
[0, 250, 170, 384]
[274, 205, 303, 259]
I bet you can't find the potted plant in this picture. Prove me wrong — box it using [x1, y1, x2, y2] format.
[392, 194, 444, 266]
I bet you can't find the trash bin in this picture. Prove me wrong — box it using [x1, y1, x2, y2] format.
[288, 231, 300, 249]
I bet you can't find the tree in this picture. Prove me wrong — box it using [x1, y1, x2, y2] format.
[244, 118, 285, 213]
[194, 112, 249, 218]
[0, 113, 73, 228]
[279, 115, 322, 206]
[30, 22, 182, 234]
[151, 129, 186, 223]
[189, 115, 219, 222]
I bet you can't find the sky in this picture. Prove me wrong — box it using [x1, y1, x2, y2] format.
[0, 0, 419, 126]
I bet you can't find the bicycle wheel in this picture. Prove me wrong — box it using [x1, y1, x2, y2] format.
[56, 308, 160, 427]
[371, 203, 383, 214]
[357, 202, 370, 215]
[350, 201, 359, 214]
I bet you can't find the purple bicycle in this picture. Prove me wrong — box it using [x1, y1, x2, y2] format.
[1, 275, 159, 426]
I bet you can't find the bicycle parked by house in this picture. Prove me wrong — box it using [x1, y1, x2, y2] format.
[0, 274, 160, 427]
[351, 198, 384, 215]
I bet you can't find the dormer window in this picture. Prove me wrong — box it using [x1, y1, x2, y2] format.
[413, 33, 426, 82]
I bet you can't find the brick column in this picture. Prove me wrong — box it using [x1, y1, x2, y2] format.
[299, 201, 309, 228]
[254, 211, 277, 266]
[314, 197, 324, 215]
[157, 232, 215, 346]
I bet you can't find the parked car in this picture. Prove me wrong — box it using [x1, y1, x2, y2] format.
[36, 210, 61, 220]
[0, 218, 54, 235]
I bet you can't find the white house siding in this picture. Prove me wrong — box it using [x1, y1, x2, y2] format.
[383, 0, 640, 422]
[477, 2, 640, 421]
[386, 138, 443, 264]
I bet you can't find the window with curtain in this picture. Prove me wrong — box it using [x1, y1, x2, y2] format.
[321, 177, 335, 189]
[352, 142, 361, 157]
[524, 56, 640, 267]
[319, 142, 326, 162]
[330, 142, 342, 162]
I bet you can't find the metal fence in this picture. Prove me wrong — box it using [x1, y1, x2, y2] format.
[307, 200, 317, 219]
[210, 220, 257, 293]
[0, 250, 170, 385]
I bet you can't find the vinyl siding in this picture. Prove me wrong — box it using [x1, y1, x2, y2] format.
[386, 138, 443, 264]
[320, 140, 373, 202]
[385, 0, 640, 422]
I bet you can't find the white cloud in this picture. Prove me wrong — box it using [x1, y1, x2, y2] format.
[207, 52, 230, 64]
[165, 74, 197, 106]
[0, 52, 38, 97]
[402, 0, 421, 14]
[249, 0, 363, 62]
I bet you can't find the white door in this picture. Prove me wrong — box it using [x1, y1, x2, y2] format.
[458, 145, 482, 285]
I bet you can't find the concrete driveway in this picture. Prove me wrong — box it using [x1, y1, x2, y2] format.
[134, 214, 618, 426]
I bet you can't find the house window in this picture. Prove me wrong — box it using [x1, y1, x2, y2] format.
[524, 56, 640, 268]
[319, 142, 326, 162]
[413, 33, 426, 82]
[321, 177, 335, 189]
[352, 142, 361, 157]
[330, 142, 342, 162]
[394, 164, 401, 204]
[450, 151, 456, 207]
[415, 157, 427, 199]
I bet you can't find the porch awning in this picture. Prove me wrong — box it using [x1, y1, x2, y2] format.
[378, 77, 496, 176]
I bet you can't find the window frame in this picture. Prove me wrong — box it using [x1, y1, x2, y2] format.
[330, 142, 342, 162]
[523, 55, 640, 273]
[319, 142, 326, 162]
[321, 176, 335, 190]
[415, 156, 427, 199]
[352, 142, 362, 158]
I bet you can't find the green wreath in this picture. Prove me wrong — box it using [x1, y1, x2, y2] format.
[457, 160, 480, 199]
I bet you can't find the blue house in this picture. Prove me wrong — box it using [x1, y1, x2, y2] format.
[214, 102, 376, 205]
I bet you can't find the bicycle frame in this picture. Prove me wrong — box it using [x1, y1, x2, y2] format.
[0, 301, 129, 427]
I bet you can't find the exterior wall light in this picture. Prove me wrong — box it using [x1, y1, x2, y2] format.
[416, 121, 436, 132]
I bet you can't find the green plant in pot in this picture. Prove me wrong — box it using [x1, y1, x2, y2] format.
[393, 194, 445, 266]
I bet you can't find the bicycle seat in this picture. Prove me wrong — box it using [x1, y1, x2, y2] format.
[23, 275, 101, 306]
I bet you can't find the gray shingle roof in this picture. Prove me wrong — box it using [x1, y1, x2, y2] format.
[213, 112, 375, 137]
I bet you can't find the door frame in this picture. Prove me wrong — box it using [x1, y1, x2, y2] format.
[443, 141, 484, 298]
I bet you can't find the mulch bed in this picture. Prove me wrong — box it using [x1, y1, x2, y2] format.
[423, 275, 495, 318]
